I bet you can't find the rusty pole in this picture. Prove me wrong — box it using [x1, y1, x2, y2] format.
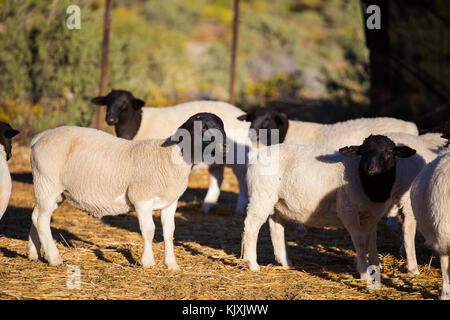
[95, 0, 113, 130]
[229, 0, 240, 105]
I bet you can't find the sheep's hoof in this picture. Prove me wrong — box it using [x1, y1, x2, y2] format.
[201, 202, 214, 213]
[46, 255, 63, 266]
[407, 267, 420, 275]
[27, 247, 40, 261]
[359, 272, 370, 280]
[247, 262, 260, 272]
[167, 263, 180, 271]
[275, 257, 292, 267]
[141, 259, 156, 268]
[440, 291, 450, 300]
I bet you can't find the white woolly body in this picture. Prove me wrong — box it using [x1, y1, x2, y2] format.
[28, 126, 192, 269]
[134, 101, 250, 144]
[411, 152, 450, 254]
[284, 117, 419, 148]
[31, 126, 191, 218]
[247, 144, 423, 227]
[372, 132, 450, 275]
[243, 143, 425, 278]
[0, 145, 12, 220]
[410, 152, 450, 300]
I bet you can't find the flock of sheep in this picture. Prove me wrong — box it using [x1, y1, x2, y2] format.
[0, 89, 449, 299]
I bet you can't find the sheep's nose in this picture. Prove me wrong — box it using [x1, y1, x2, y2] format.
[367, 166, 378, 175]
[106, 117, 118, 125]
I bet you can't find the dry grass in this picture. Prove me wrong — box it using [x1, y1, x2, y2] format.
[0, 146, 443, 300]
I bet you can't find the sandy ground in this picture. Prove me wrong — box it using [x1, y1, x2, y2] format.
[0, 146, 443, 300]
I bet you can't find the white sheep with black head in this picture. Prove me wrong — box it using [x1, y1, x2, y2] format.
[91, 90, 251, 214]
[243, 135, 418, 279]
[28, 113, 227, 270]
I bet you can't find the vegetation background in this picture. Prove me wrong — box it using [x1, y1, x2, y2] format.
[0, 0, 448, 143]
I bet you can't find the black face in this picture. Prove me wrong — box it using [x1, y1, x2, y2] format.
[339, 135, 416, 202]
[162, 113, 227, 164]
[0, 121, 20, 161]
[339, 135, 416, 176]
[237, 108, 289, 145]
[91, 89, 145, 126]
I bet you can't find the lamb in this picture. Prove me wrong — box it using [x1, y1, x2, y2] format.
[0, 122, 20, 220]
[409, 152, 450, 300]
[27, 113, 227, 269]
[91, 90, 251, 214]
[237, 108, 419, 147]
[242, 135, 418, 279]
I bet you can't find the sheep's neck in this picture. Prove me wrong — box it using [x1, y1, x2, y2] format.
[358, 163, 396, 203]
[115, 109, 142, 140]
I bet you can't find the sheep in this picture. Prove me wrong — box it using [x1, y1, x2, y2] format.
[27, 113, 227, 269]
[237, 108, 419, 147]
[237, 108, 420, 233]
[0, 121, 20, 220]
[242, 135, 418, 279]
[409, 152, 450, 300]
[377, 131, 449, 273]
[91, 90, 251, 214]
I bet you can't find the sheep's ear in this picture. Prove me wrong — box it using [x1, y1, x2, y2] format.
[91, 96, 107, 105]
[5, 128, 19, 139]
[237, 114, 249, 121]
[161, 137, 178, 147]
[338, 145, 361, 157]
[394, 146, 416, 158]
[274, 112, 288, 127]
[132, 98, 145, 110]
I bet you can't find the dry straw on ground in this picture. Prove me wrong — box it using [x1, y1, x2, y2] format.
[0, 146, 443, 299]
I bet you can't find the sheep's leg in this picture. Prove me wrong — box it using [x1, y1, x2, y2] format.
[359, 216, 380, 268]
[232, 164, 248, 215]
[161, 200, 179, 270]
[366, 225, 380, 267]
[339, 212, 369, 279]
[27, 192, 65, 261]
[33, 197, 62, 266]
[402, 208, 420, 275]
[201, 165, 224, 213]
[268, 213, 292, 267]
[27, 208, 41, 260]
[135, 200, 156, 268]
[440, 254, 450, 300]
[243, 202, 273, 271]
